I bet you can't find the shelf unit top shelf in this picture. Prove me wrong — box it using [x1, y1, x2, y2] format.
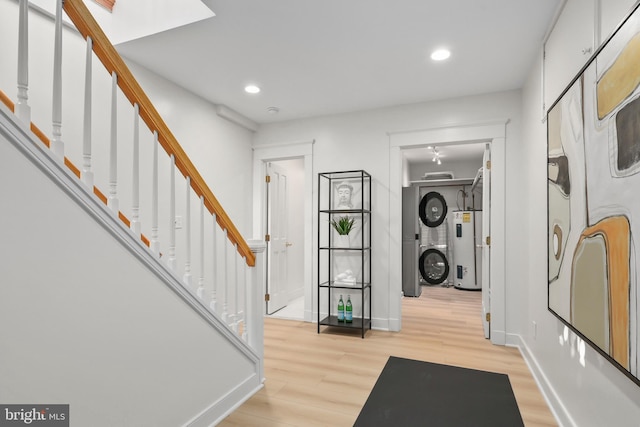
[318, 170, 371, 180]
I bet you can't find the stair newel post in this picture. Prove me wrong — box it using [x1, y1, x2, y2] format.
[107, 71, 119, 213]
[197, 195, 205, 299]
[51, 0, 64, 161]
[242, 256, 248, 342]
[222, 228, 229, 323]
[130, 104, 141, 236]
[81, 36, 94, 189]
[16, 0, 31, 125]
[248, 240, 266, 381]
[234, 242, 240, 333]
[168, 154, 177, 271]
[210, 213, 218, 312]
[150, 131, 160, 255]
[183, 177, 192, 286]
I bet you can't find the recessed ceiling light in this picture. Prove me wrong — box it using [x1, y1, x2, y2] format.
[244, 85, 261, 94]
[430, 49, 451, 61]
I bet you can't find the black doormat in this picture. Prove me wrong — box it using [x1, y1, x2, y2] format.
[354, 356, 524, 427]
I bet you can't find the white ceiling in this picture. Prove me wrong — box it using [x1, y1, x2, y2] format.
[403, 142, 487, 165]
[116, 0, 562, 127]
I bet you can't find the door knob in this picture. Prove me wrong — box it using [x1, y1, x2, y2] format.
[285, 242, 293, 247]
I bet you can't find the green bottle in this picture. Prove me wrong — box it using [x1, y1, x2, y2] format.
[345, 295, 353, 323]
[337, 294, 345, 322]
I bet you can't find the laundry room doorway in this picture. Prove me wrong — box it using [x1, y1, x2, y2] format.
[402, 142, 489, 335]
[390, 121, 507, 345]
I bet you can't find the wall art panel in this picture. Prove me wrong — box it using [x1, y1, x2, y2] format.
[548, 1, 640, 385]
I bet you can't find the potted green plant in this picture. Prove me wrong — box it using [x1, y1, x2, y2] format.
[330, 216, 356, 247]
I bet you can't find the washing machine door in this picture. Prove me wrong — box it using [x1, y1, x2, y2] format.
[419, 191, 448, 227]
[419, 248, 450, 285]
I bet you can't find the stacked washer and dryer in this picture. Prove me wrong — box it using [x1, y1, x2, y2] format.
[402, 185, 482, 296]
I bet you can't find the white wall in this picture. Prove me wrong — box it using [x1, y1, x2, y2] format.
[124, 60, 255, 236]
[254, 90, 522, 331]
[408, 157, 483, 182]
[0, 108, 259, 426]
[522, 0, 640, 425]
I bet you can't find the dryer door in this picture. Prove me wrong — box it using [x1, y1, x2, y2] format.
[419, 191, 448, 227]
[419, 248, 450, 285]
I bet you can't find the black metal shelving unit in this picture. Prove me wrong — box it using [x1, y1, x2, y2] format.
[317, 170, 371, 338]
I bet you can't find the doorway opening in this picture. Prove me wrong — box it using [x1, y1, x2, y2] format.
[389, 121, 507, 344]
[401, 141, 491, 338]
[252, 140, 314, 322]
[265, 158, 305, 319]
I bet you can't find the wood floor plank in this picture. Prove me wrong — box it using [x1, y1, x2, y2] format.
[220, 286, 558, 427]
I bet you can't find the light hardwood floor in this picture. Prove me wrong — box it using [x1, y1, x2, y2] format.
[220, 286, 558, 426]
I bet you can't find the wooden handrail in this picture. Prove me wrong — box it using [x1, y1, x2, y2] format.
[63, 0, 255, 266]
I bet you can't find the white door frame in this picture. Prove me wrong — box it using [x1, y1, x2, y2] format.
[253, 140, 314, 321]
[389, 121, 508, 345]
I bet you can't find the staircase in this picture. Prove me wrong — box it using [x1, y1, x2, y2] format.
[0, 1, 264, 425]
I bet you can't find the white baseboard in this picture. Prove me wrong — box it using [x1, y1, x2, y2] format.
[288, 287, 304, 300]
[507, 333, 575, 427]
[491, 329, 506, 345]
[384, 317, 401, 332]
[185, 373, 263, 427]
[304, 309, 314, 322]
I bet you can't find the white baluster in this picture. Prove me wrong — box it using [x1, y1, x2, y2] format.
[107, 71, 119, 214]
[222, 229, 229, 323]
[168, 154, 176, 270]
[131, 104, 141, 236]
[150, 131, 160, 255]
[197, 196, 205, 299]
[242, 257, 248, 342]
[234, 243, 240, 334]
[50, 0, 64, 160]
[183, 177, 192, 286]
[81, 36, 94, 189]
[16, 0, 31, 125]
[210, 213, 218, 312]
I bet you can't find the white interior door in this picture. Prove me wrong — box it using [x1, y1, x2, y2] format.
[482, 144, 491, 338]
[266, 162, 290, 314]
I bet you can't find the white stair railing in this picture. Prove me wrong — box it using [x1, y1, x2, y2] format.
[130, 104, 141, 236]
[81, 36, 94, 190]
[50, 0, 64, 160]
[108, 71, 119, 214]
[15, 0, 30, 125]
[5, 0, 264, 362]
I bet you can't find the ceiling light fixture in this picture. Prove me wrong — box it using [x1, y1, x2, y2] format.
[430, 49, 451, 61]
[244, 84, 261, 94]
[432, 147, 442, 165]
